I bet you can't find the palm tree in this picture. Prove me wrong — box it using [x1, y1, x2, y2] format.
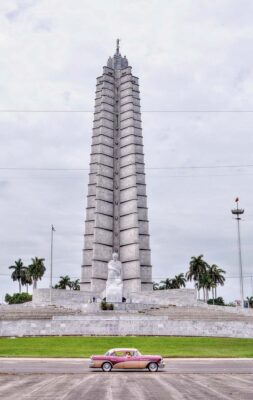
[172, 273, 186, 289]
[160, 278, 172, 290]
[21, 268, 33, 294]
[71, 279, 80, 291]
[246, 296, 253, 308]
[185, 255, 208, 299]
[208, 265, 226, 299]
[57, 275, 72, 289]
[9, 259, 27, 293]
[28, 257, 46, 289]
[198, 271, 215, 302]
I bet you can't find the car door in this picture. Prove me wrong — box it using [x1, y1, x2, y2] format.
[122, 352, 144, 369]
[129, 354, 148, 369]
[109, 354, 122, 368]
[111, 352, 128, 369]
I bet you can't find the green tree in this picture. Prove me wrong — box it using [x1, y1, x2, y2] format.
[160, 278, 172, 290]
[28, 257, 46, 289]
[9, 259, 27, 293]
[53, 283, 60, 289]
[170, 273, 186, 289]
[185, 255, 208, 299]
[21, 268, 33, 293]
[5, 292, 32, 304]
[56, 275, 72, 289]
[195, 265, 225, 303]
[246, 296, 253, 308]
[198, 270, 215, 302]
[207, 297, 225, 306]
[208, 264, 226, 299]
[71, 279, 80, 291]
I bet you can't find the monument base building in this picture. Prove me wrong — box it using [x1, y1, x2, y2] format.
[3, 288, 253, 338]
[80, 41, 152, 298]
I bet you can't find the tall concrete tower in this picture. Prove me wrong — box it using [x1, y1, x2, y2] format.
[81, 41, 152, 296]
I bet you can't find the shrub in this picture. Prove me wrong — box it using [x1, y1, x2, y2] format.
[100, 301, 114, 310]
[207, 297, 225, 306]
[5, 292, 32, 304]
[226, 302, 236, 307]
[100, 300, 107, 310]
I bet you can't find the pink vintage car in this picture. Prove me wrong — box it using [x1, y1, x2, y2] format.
[89, 348, 165, 372]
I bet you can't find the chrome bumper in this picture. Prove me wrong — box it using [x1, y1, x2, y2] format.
[158, 361, 165, 369]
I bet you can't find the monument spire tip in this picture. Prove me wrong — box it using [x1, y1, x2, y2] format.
[116, 38, 120, 54]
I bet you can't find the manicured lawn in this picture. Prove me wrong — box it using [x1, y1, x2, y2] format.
[0, 336, 253, 358]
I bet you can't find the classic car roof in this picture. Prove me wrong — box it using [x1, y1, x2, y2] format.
[108, 348, 138, 352]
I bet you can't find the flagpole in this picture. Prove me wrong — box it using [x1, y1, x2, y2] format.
[50, 225, 55, 305]
[50, 225, 54, 288]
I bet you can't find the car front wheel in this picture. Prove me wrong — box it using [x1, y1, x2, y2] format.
[148, 362, 158, 372]
[102, 362, 112, 372]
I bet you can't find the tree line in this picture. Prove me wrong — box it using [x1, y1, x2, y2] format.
[9, 254, 225, 302]
[9, 257, 46, 293]
[8, 259, 80, 292]
[6, 254, 253, 307]
[53, 275, 80, 290]
[7, 253, 253, 308]
[153, 255, 226, 303]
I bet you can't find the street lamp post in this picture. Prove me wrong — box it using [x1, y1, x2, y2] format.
[231, 198, 244, 308]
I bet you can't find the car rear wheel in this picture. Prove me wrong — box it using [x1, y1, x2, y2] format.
[148, 362, 158, 372]
[102, 362, 112, 372]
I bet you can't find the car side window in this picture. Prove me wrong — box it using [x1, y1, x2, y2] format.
[115, 351, 124, 357]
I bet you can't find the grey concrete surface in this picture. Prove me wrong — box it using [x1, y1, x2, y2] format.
[0, 359, 253, 399]
[0, 358, 253, 375]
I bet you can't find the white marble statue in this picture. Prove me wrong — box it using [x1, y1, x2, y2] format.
[105, 253, 123, 303]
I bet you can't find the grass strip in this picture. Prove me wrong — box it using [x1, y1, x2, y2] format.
[0, 336, 252, 358]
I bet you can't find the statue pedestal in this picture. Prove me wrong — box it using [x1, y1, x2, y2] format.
[106, 278, 123, 303]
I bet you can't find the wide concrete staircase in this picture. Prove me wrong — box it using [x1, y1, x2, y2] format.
[142, 305, 253, 321]
[0, 304, 81, 320]
[1, 303, 253, 323]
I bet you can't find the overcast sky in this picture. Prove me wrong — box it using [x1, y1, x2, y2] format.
[0, 0, 253, 302]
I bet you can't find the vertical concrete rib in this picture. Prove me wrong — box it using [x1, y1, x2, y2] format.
[81, 43, 152, 294]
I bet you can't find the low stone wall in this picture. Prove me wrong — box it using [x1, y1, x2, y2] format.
[33, 288, 197, 309]
[200, 303, 253, 316]
[32, 289, 97, 309]
[129, 289, 197, 306]
[0, 314, 253, 338]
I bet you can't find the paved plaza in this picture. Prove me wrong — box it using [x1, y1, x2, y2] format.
[0, 358, 253, 399]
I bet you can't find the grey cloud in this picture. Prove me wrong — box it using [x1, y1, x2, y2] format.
[5, 0, 38, 21]
[33, 19, 52, 32]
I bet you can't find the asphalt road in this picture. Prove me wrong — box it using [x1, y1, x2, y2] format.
[0, 358, 253, 399]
